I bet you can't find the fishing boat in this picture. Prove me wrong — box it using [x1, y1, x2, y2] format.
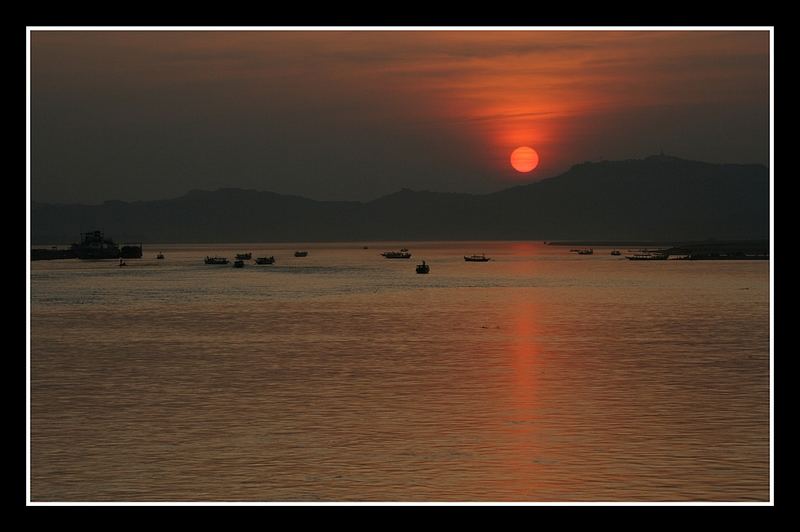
[233, 259, 245, 268]
[382, 250, 412, 259]
[255, 256, 275, 265]
[236, 252, 252, 260]
[295, 251, 308, 257]
[464, 254, 490, 262]
[416, 261, 430, 274]
[205, 256, 229, 265]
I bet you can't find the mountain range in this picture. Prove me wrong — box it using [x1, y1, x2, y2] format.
[31, 155, 770, 244]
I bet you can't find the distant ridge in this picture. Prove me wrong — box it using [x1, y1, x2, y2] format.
[31, 155, 769, 244]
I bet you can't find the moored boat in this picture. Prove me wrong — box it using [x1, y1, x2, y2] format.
[205, 256, 229, 265]
[294, 251, 308, 257]
[464, 254, 490, 262]
[236, 252, 252, 260]
[233, 259, 245, 268]
[577, 249, 593, 255]
[611, 249, 621, 256]
[255, 256, 275, 265]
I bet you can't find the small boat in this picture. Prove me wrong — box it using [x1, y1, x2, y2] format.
[255, 256, 275, 265]
[577, 249, 593, 255]
[610, 249, 621, 256]
[236, 252, 252, 260]
[464, 254, 490, 262]
[233, 259, 245, 268]
[416, 261, 430, 274]
[363, 246, 369, 249]
[294, 251, 308, 257]
[626, 253, 669, 261]
[382, 250, 412, 259]
[156, 252, 165, 259]
[205, 256, 229, 265]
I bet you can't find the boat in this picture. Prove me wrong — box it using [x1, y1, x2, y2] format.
[236, 252, 252, 260]
[156, 253, 165, 259]
[400, 248, 409, 252]
[416, 261, 430, 274]
[626, 253, 669, 260]
[118, 258, 127, 267]
[255, 256, 275, 265]
[295, 251, 308, 257]
[464, 254, 490, 262]
[577, 249, 593, 255]
[233, 259, 245, 268]
[610, 249, 621, 256]
[381, 250, 412, 259]
[205, 256, 229, 265]
[120, 243, 143, 259]
[71, 230, 121, 260]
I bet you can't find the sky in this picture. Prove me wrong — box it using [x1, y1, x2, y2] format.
[30, 29, 770, 204]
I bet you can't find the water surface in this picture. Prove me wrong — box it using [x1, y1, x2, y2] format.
[30, 242, 770, 501]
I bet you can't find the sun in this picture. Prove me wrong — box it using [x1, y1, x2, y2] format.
[510, 146, 540, 173]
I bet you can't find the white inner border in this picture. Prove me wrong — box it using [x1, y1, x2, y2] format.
[26, 25, 775, 507]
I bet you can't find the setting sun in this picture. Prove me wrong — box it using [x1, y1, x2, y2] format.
[511, 146, 540, 173]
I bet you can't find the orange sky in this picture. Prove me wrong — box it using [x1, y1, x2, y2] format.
[31, 30, 770, 202]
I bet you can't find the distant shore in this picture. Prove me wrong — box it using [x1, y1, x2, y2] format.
[548, 239, 768, 259]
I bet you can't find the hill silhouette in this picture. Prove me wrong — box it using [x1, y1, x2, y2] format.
[31, 155, 769, 244]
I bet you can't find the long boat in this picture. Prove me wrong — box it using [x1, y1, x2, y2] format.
[382, 250, 412, 259]
[626, 253, 668, 260]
